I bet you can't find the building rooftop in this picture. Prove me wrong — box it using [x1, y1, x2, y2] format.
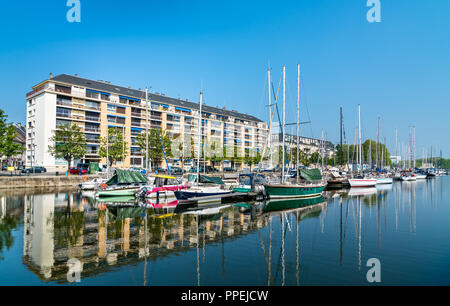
[49, 74, 264, 123]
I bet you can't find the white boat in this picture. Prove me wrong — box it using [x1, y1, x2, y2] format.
[414, 174, 427, 180]
[79, 178, 106, 190]
[348, 178, 378, 188]
[401, 176, 417, 181]
[376, 177, 393, 184]
[174, 186, 234, 204]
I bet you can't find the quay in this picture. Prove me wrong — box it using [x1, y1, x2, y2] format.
[0, 174, 100, 190]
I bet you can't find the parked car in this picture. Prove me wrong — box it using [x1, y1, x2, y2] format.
[69, 167, 88, 175]
[169, 167, 185, 175]
[154, 167, 168, 174]
[189, 166, 218, 174]
[21, 166, 47, 174]
[223, 167, 234, 172]
[129, 167, 147, 175]
[1, 165, 7, 171]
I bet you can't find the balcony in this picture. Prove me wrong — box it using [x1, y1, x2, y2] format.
[56, 112, 71, 118]
[85, 116, 100, 122]
[55, 85, 71, 94]
[56, 99, 72, 107]
[85, 127, 100, 133]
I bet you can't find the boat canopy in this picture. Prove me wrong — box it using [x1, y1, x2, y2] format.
[188, 174, 225, 185]
[300, 169, 322, 182]
[106, 169, 148, 186]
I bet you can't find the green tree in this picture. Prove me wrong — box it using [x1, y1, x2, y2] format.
[48, 123, 86, 172]
[136, 128, 172, 169]
[99, 127, 128, 167]
[1, 125, 25, 163]
[0, 109, 25, 164]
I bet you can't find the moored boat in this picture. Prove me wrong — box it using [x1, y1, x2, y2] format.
[264, 169, 326, 199]
[348, 178, 377, 188]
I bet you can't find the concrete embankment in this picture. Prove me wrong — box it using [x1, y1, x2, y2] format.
[0, 175, 100, 189]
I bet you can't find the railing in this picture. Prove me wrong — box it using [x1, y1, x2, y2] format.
[55, 87, 71, 94]
[85, 128, 100, 133]
[56, 100, 72, 107]
[56, 112, 71, 118]
[85, 116, 100, 122]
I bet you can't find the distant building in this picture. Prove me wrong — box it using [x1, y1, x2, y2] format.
[26, 74, 268, 171]
[270, 133, 335, 165]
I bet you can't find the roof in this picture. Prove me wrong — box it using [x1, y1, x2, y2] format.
[50, 74, 264, 123]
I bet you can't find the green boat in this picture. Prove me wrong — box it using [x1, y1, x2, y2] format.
[97, 169, 148, 198]
[264, 195, 325, 213]
[264, 169, 325, 199]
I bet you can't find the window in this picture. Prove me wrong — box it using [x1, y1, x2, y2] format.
[56, 107, 71, 118]
[86, 90, 99, 99]
[86, 100, 100, 110]
[107, 104, 116, 112]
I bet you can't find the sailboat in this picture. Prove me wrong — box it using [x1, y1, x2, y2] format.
[174, 91, 233, 203]
[348, 105, 377, 188]
[263, 65, 326, 200]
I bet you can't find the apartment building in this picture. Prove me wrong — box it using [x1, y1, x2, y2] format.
[25, 74, 268, 171]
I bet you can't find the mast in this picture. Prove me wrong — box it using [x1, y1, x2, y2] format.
[296, 64, 300, 183]
[340, 107, 343, 167]
[358, 104, 362, 173]
[145, 87, 149, 171]
[282, 65, 286, 184]
[376, 116, 380, 169]
[395, 128, 398, 169]
[197, 91, 203, 186]
[268, 68, 272, 168]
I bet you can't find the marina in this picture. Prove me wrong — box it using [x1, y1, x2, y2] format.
[0, 175, 449, 285]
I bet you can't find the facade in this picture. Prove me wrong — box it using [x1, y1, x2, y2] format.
[26, 74, 268, 171]
[269, 133, 335, 166]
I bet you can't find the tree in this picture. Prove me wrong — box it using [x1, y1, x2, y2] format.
[0, 109, 25, 164]
[136, 128, 172, 169]
[1, 125, 25, 163]
[0, 109, 8, 152]
[99, 127, 128, 167]
[48, 123, 86, 172]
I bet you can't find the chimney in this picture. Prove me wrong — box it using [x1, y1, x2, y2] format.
[49, 73, 53, 79]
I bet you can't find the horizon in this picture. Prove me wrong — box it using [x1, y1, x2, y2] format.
[0, 0, 449, 157]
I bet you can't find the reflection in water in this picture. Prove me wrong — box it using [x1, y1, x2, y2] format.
[0, 176, 448, 285]
[18, 192, 327, 284]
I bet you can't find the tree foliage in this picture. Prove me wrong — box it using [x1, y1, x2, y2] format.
[0, 109, 25, 161]
[99, 127, 128, 167]
[136, 128, 172, 168]
[48, 123, 86, 170]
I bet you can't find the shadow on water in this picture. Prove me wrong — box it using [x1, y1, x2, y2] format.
[0, 176, 448, 285]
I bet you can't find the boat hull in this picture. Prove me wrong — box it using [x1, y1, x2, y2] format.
[97, 188, 140, 197]
[376, 178, 393, 184]
[264, 184, 325, 199]
[348, 179, 377, 188]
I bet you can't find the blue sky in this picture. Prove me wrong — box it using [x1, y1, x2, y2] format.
[0, 0, 449, 156]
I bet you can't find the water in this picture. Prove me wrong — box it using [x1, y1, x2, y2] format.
[0, 177, 449, 286]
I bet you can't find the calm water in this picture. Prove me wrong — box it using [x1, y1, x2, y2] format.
[0, 177, 449, 286]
